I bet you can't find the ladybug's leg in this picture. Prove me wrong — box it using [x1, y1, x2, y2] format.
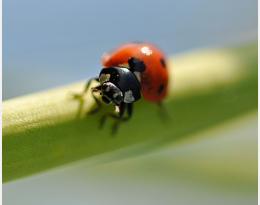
[111, 103, 134, 134]
[126, 103, 133, 119]
[111, 103, 129, 134]
[87, 85, 103, 115]
[72, 77, 100, 117]
[99, 103, 134, 134]
[99, 102, 125, 132]
[157, 102, 170, 122]
[72, 77, 99, 99]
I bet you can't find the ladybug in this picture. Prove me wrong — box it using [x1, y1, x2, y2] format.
[75, 42, 169, 133]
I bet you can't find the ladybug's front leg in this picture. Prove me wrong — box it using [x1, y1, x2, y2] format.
[99, 103, 133, 134]
[72, 77, 99, 99]
[72, 77, 100, 117]
[111, 103, 133, 134]
[99, 102, 125, 132]
[87, 85, 103, 115]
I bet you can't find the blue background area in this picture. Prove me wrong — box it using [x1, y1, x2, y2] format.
[3, 0, 257, 99]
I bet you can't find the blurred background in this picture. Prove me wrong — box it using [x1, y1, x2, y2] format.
[3, 0, 257, 204]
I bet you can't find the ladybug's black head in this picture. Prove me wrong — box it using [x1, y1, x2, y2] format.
[98, 67, 141, 105]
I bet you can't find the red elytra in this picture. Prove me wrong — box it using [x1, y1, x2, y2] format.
[101, 42, 169, 102]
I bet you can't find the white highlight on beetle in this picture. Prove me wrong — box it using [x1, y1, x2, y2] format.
[141, 46, 153, 56]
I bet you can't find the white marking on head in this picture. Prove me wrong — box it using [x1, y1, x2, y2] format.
[124, 90, 135, 103]
[141, 46, 152, 56]
[99, 74, 110, 83]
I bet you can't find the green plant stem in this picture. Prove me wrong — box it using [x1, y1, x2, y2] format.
[3, 43, 257, 182]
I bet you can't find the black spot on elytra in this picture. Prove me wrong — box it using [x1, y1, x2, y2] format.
[160, 58, 166, 68]
[157, 84, 165, 94]
[128, 57, 146, 72]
